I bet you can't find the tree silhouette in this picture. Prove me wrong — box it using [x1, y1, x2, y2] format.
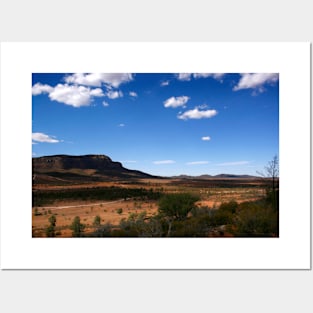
[257, 155, 279, 209]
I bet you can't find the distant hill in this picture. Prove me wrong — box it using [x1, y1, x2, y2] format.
[32, 154, 160, 183]
[171, 174, 259, 179]
[213, 174, 259, 179]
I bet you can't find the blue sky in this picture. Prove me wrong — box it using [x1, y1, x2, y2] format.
[32, 73, 279, 176]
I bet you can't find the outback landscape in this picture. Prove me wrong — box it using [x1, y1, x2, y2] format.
[32, 73, 279, 238]
[32, 154, 279, 238]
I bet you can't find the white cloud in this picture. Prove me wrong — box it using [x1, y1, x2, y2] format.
[192, 73, 211, 79]
[202, 136, 211, 141]
[211, 73, 225, 80]
[48, 84, 104, 107]
[160, 80, 170, 86]
[217, 161, 250, 166]
[176, 73, 192, 81]
[186, 161, 209, 165]
[32, 83, 53, 95]
[233, 73, 279, 91]
[90, 88, 104, 97]
[64, 73, 133, 88]
[176, 73, 225, 82]
[153, 160, 175, 165]
[65, 73, 102, 86]
[129, 91, 138, 97]
[118, 123, 125, 127]
[32, 82, 105, 107]
[102, 101, 109, 107]
[32, 132, 60, 143]
[193, 73, 225, 80]
[106, 90, 123, 99]
[164, 96, 190, 108]
[178, 108, 217, 120]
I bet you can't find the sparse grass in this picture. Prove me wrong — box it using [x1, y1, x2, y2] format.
[32, 178, 270, 237]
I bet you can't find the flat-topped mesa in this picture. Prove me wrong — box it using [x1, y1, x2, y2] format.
[32, 154, 159, 180]
[33, 154, 123, 171]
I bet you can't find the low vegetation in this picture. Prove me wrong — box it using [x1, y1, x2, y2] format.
[33, 185, 278, 238]
[33, 186, 162, 207]
[70, 216, 85, 237]
[33, 157, 279, 238]
[56, 190, 276, 238]
[45, 214, 56, 237]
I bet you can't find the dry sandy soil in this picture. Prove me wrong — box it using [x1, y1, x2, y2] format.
[32, 199, 159, 237]
[32, 178, 266, 237]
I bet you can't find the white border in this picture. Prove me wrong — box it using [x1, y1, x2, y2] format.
[0, 42, 310, 269]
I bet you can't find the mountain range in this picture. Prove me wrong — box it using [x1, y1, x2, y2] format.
[32, 154, 259, 184]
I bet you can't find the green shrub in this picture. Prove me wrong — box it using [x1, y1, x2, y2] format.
[45, 225, 55, 237]
[118, 212, 163, 237]
[219, 201, 238, 214]
[93, 223, 112, 237]
[70, 216, 85, 237]
[211, 209, 234, 226]
[45, 215, 56, 237]
[158, 193, 199, 221]
[234, 201, 278, 237]
[169, 215, 211, 237]
[93, 215, 101, 226]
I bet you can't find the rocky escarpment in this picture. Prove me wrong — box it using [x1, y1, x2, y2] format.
[33, 154, 158, 182]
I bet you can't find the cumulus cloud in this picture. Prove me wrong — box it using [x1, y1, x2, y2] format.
[176, 73, 225, 82]
[106, 90, 123, 99]
[153, 160, 175, 165]
[233, 73, 279, 91]
[32, 83, 53, 95]
[64, 73, 133, 88]
[90, 88, 104, 97]
[164, 96, 190, 108]
[202, 136, 211, 141]
[32, 82, 104, 107]
[176, 73, 192, 81]
[32, 132, 60, 143]
[178, 108, 217, 120]
[192, 73, 211, 79]
[186, 161, 209, 165]
[48, 84, 104, 107]
[193, 73, 225, 80]
[102, 101, 109, 107]
[129, 91, 138, 97]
